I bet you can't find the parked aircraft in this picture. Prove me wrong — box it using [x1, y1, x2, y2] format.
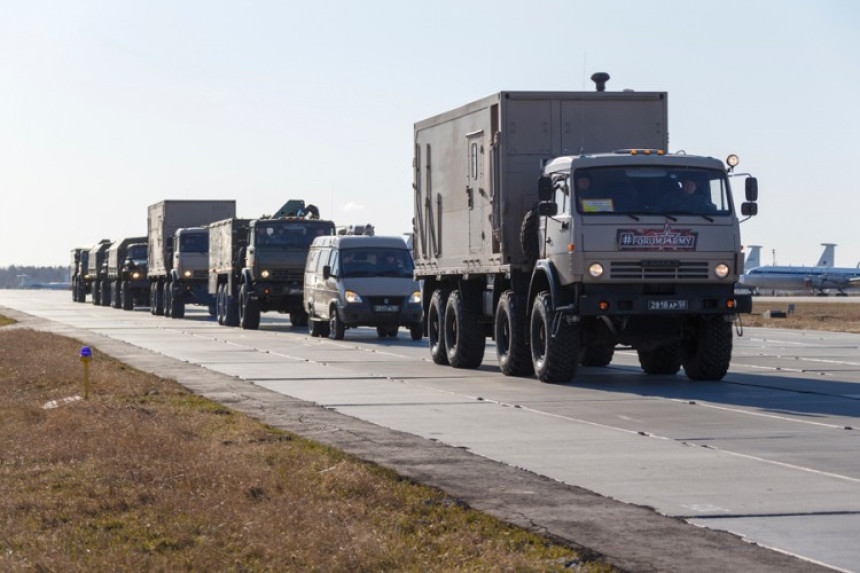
[738, 243, 860, 295]
[744, 245, 762, 273]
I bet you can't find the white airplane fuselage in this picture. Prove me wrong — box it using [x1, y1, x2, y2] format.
[739, 265, 860, 294]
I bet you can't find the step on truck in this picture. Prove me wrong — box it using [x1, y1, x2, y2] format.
[87, 239, 113, 306]
[147, 200, 237, 318]
[413, 73, 759, 383]
[208, 200, 336, 329]
[106, 236, 148, 310]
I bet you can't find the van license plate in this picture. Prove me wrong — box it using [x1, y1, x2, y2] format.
[648, 299, 688, 311]
[374, 305, 399, 313]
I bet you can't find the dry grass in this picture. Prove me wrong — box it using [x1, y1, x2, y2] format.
[742, 301, 860, 334]
[0, 326, 608, 572]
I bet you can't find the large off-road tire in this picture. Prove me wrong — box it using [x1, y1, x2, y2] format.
[163, 282, 172, 317]
[681, 317, 733, 381]
[238, 284, 260, 330]
[409, 321, 423, 341]
[428, 289, 450, 365]
[101, 280, 111, 307]
[580, 344, 615, 367]
[530, 292, 578, 383]
[121, 281, 133, 311]
[328, 305, 345, 340]
[637, 343, 681, 375]
[216, 285, 225, 325]
[224, 285, 239, 327]
[309, 318, 327, 338]
[520, 206, 540, 266]
[444, 290, 486, 369]
[495, 290, 533, 377]
[170, 286, 185, 319]
[150, 282, 164, 316]
[92, 280, 101, 306]
[290, 306, 309, 328]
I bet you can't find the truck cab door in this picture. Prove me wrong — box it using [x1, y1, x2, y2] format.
[543, 178, 572, 265]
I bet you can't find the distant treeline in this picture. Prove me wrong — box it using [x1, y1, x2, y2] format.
[0, 266, 68, 289]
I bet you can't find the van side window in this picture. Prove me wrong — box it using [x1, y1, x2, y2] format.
[305, 249, 319, 272]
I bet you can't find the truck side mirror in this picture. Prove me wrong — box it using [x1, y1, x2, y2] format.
[741, 202, 758, 217]
[537, 175, 554, 202]
[537, 202, 558, 217]
[745, 177, 758, 202]
[323, 265, 331, 279]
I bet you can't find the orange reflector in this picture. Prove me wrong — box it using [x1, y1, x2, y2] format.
[726, 299, 736, 309]
[657, 150, 665, 155]
[630, 150, 637, 155]
[568, 244, 574, 251]
[264, 288, 270, 295]
[598, 301, 610, 311]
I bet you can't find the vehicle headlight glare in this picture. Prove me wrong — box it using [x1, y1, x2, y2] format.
[260, 269, 270, 279]
[588, 263, 605, 278]
[131, 271, 141, 279]
[715, 263, 730, 279]
[183, 270, 192, 278]
[344, 290, 362, 304]
[409, 291, 421, 304]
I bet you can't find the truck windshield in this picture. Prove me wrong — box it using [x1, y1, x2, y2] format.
[128, 245, 147, 262]
[339, 248, 414, 278]
[179, 233, 208, 253]
[573, 166, 732, 216]
[255, 221, 335, 249]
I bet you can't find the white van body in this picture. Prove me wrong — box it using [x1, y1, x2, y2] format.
[304, 235, 423, 340]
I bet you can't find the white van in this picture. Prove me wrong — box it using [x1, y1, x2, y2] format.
[304, 235, 423, 340]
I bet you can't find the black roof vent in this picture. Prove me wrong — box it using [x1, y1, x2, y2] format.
[591, 72, 610, 92]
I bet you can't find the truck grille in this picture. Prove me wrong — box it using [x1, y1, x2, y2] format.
[609, 261, 710, 280]
[267, 269, 303, 282]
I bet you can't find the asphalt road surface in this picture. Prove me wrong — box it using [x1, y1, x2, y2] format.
[3, 290, 859, 572]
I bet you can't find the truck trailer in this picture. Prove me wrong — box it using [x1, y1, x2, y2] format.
[147, 200, 237, 318]
[208, 200, 335, 329]
[413, 74, 758, 383]
[106, 236, 148, 311]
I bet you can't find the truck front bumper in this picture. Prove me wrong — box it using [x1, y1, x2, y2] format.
[575, 284, 752, 316]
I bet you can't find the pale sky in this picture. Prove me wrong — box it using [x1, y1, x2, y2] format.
[1, 0, 858, 268]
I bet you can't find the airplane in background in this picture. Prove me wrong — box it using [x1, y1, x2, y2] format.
[743, 245, 762, 273]
[738, 243, 860, 296]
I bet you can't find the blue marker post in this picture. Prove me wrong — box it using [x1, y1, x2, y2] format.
[79, 346, 92, 399]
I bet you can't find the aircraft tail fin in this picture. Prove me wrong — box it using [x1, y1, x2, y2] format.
[744, 245, 762, 272]
[816, 243, 836, 267]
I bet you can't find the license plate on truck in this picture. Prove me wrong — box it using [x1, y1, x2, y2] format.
[374, 305, 399, 313]
[648, 299, 688, 311]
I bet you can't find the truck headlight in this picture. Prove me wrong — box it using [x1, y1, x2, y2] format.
[409, 291, 422, 304]
[714, 263, 730, 279]
[131, 271, 141, 279]
[260, 269, 270, 279]
[588, 263, 605, 278]
[183, 270, 192, 278]
[344, 290, 362, 304]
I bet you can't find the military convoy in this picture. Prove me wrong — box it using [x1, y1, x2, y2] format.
[412, 74, 758, 383]
[67, 74, 761, 383]
[106, 237, 148, 310]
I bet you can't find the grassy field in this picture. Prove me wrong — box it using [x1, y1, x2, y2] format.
[744, 301, 860, 333]
[0, 323, 609, 572]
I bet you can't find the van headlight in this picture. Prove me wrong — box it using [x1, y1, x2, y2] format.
[344, 290, 362, 304]
[588, 263, 605, 278]
[714, 263, 730, 279]
[409, 291, 422, 304]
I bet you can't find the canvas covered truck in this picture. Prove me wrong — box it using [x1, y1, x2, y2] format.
[87, 239, 113, 306]
[413, 75, 758, 383]
[147, 200, 236, 318]
[208, 200, 336, 329]
[106, 236, 148, 311]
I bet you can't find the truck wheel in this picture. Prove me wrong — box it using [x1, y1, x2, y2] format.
[409, 321, 423, 341]
[101, 280, 111, 307]
[520, 206, 540, 266]
[309, 318, 326, 337]
[216, 285, 225, 325]
[530, 292, 578, 383]
[495, 290, 533, 377]
[428, 289, 450, 365]
[290, 306, 309, 328]
[122, 281, 133, 311]
[238, 284, 260, 330]
[151, 282, 164, 316]
[637, 343, 680, 375]
[93, 280, 101, 305]
[171, 289, 185, 319]
[329, 305, 345, 340]
[580, 345, 615, 367]
[681, 317, 732, 381]
[444, 290, 485, 369]
[224, 286, 239, 327]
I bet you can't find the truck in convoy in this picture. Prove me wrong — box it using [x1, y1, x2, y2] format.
[70, 247, 90, 302]
[412, 73, 759, 383]
[147, 200, 237, 318]
[106, 236, 148, 310]
[87, 239, 113, 306]
[208, 200, 335, 329]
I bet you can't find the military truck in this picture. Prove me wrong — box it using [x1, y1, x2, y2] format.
[106, 236, 148, 311]
[208, 200, 335, 329]
[413, 74, 758, 383]
[70, 248, 90, 302]
[87, 239, 113, 306]
[147, 200, 236, 318]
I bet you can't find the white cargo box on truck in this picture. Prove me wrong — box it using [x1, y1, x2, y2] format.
[413, 90, 667, 275]
[147, 200, 237, 278]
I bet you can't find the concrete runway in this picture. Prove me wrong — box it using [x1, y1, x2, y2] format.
[3, 290, 859, 572]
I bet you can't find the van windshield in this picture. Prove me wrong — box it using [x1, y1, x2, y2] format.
[573, 166, 732, 216]
[339, 248, 414, 278]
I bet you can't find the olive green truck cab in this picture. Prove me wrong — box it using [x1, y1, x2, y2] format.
[413, 75, 758, 383]
[106, 236, 148, 310]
